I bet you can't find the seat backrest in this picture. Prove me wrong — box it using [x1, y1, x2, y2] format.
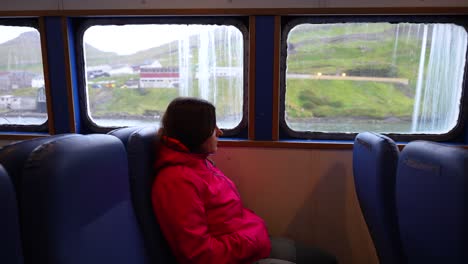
[109, 126, 177, 264]
[396, 141, 468, 263]
[352, 132, 404, 264]
[0, 164, 23, 264]
[0, 134, 75, 193]
[20, 134, 149, 264]
[108, 126, 146, 148]
[0, 134, 78, 263]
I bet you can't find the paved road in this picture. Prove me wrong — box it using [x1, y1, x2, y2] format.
[287, 74, 409, 85]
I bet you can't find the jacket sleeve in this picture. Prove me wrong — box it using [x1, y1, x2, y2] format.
[152, 168, 271, 264]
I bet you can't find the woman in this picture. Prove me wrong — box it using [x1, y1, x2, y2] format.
[151, 97, 336, 264]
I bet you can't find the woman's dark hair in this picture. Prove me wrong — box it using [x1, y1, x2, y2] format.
[161, 97, 216, 152]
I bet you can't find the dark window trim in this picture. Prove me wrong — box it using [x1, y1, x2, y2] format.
[0, 18, 48, 133]
[279, 15, 468, 142]
[73, 16, 249, 138]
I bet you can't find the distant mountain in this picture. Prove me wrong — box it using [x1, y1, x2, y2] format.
[84, 43, 118, 58]
[0, 31, 43, 71]
[0, 27, 240, 70]
[119, 30, 234, 68]
[84, 33, 200, 67]
[83, 43, 121, 66]
[3, 31, 39, 46]
[119, 40, 181, 66]
[0, 30, 158, 70]
[0, 31, 123, 70]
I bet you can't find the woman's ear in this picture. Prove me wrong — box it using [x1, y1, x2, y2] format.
[157, 127, 164, 137]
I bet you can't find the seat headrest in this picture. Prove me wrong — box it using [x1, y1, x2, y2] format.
[0, 134, 76, 191]
[396, 140, 468, 262]
[108, 126, 149, 148]
[354, 132, 399, 155]
[0, 164, 23, 264]
[352, 132, 403, 264]
[20, 134, 148, 264]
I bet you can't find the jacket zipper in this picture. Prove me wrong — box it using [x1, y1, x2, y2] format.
[205, 160, 241, 199]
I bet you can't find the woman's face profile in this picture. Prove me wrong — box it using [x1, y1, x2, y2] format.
[200, 126, 223, 154]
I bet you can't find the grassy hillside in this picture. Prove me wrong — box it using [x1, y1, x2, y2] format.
[88, 80, 241, 118]
[284, 23, 428, 120]
[89, 88, 178, 116]
[287, 23, 425, 80]
[286, 79, 413, 119]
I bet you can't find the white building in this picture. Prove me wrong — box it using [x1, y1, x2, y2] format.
[139, 66, 179, 88]
[31, 75, 45, 88]
[109, 66, 135, 76]
[0, 95, 21, 110]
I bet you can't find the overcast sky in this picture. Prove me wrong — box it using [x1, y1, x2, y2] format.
[83, 24, 219, 55]
[0, 24, 240, 56]
[0, 25, 193, 55]
[0, 25, 35, 44]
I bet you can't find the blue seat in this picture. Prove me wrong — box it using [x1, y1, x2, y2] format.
[352, 132, 404, 264]
[109, 126, 177, 264]
[0, 134, 76, 193]
[20, 134, 149, 264]
[0, 164, 23, 264]
[396, 141, 468, 263]
[0, 134, 78, 264]
[108, 126, 146, 148]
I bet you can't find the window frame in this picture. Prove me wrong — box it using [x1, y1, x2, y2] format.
[0, 18, 48, 133]
[73, 16, 250, 138]
[279, 15, 468, 142]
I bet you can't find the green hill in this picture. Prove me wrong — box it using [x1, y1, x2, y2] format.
[0, 31, 43, 72]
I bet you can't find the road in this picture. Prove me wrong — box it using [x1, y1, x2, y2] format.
[287, 74, 409, 85]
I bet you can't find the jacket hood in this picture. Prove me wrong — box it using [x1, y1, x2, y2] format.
[154, 136, 209, 171]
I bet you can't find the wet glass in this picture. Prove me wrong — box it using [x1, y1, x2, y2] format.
[285, 23, 467, 134]
[83, 24, 244, 129]
[0, 25, 47, 125]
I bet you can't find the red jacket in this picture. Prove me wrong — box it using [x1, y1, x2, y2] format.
[151, 138, 271, 264]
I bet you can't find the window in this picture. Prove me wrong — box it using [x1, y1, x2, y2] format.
[76, 17, 247, 135]
[281, 16, 468, 141]
[0, 20, 47, 131]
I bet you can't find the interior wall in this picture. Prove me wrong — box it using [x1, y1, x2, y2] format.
[0, 140, 15, 147]
[212, 147, 378, 264]
[1, 0, 467, 11]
